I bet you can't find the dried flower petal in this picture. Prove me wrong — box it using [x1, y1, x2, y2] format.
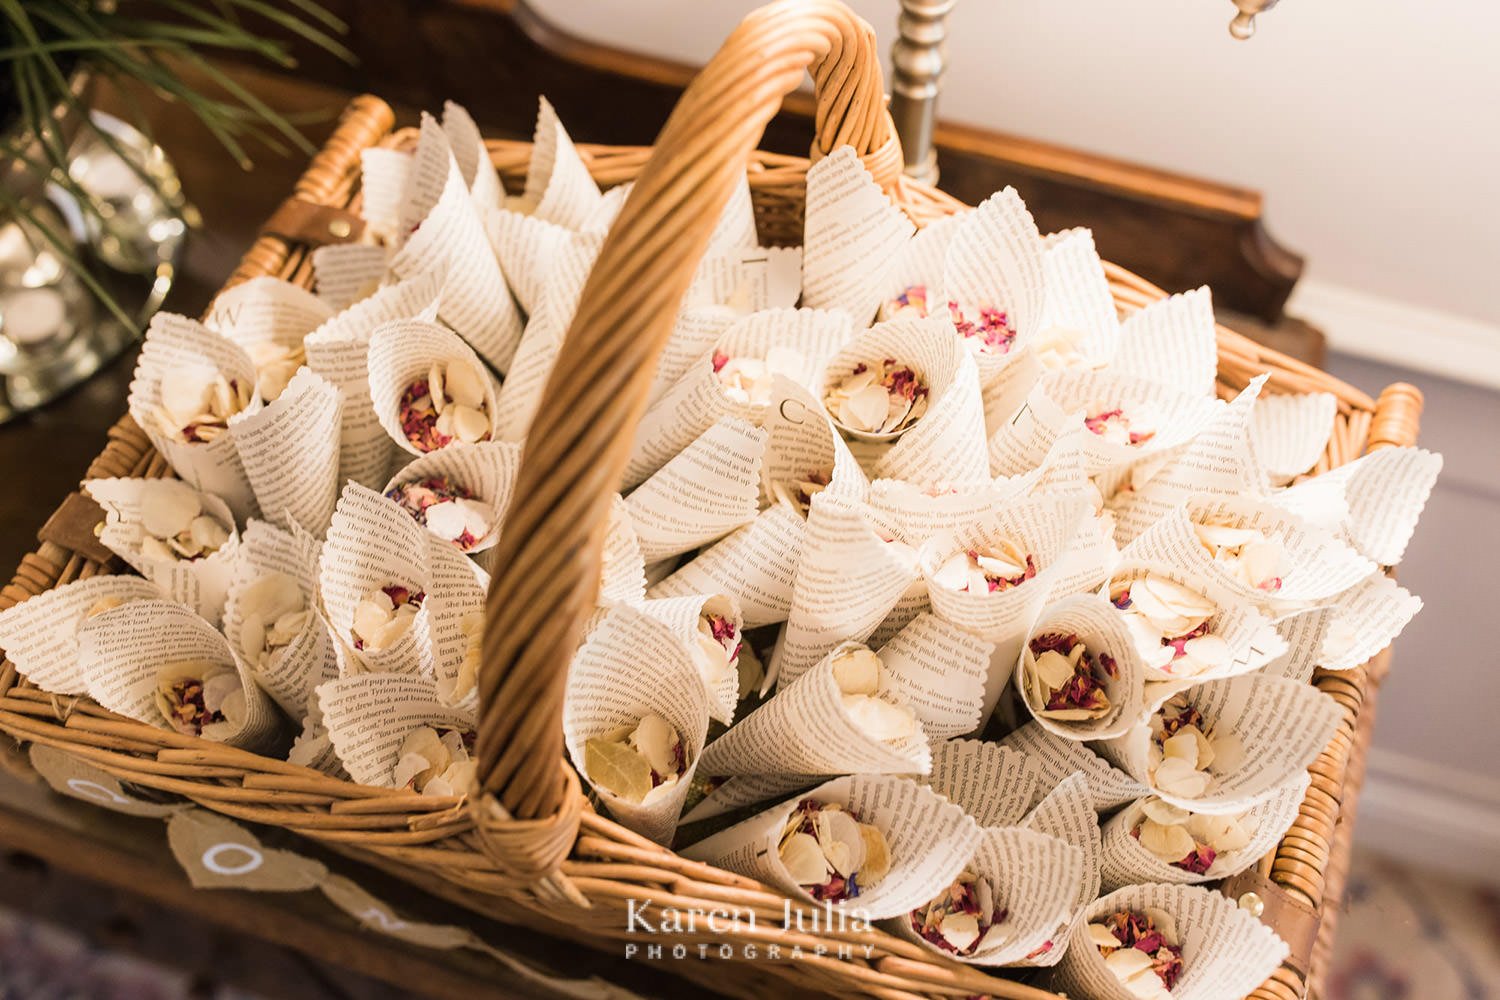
[154, 365, 250, 443]
[585, 714, 685, 806]
[907, 870, 1008, 956]
[245, 340, 306, 401]
[715, 346, 805, 406]
[824, 357, 930, 436]
[136, 483, 230, 564]
[947, 300, 1016, 355]
[393, 725, 473, 795]
[399, 361, 492, 452]
[350, 584, 424, 651]
[780, 799, 890, 901]
[237, 572, 306, 669]
[882, 284, 929, 319]
[1193, 520, 1286, 593]
[154, 660, 237, 737]
[1084, 405, 1157, 447]
[1024, 633, 1112, 721]
[933, 542, 1037, 594]
[769, 468, 830, 516]
[1089, 909, 1183, 997]
[831, 648, 882, 696]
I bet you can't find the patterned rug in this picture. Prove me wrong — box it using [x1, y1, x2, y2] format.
[1326, 851, 1500, 1000]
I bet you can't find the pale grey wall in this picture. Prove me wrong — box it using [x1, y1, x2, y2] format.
[1322, 352, 1500, 856]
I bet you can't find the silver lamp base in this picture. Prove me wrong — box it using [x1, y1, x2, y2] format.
[0, 110, 187, 423]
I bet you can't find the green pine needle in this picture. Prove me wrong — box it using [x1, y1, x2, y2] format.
[1, 0, 352, 325]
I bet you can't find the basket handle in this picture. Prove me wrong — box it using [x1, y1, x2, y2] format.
[474, 0, 899, 863]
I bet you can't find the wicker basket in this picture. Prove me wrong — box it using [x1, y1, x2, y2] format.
[0, 3, 1424, 997]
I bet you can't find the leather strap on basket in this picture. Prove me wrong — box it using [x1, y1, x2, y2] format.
[261, 197, 366, 247]
[1219, 869, 1320, 978]
[474, 0, 900, 866]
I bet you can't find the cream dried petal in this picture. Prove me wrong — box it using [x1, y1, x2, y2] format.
[814, 808, 865, 877]
[449, 404, 490, 444]
[239, 611, 268, 661]
[1128, 578, 1199, 635]
[628, 714, 680, 776]
[1139, 818, 1197, 863]
[1161, 728, 1202, 767]
[1032, 649, 1076, 692]
[967, 566, 991, 595]
[1105, 945, 1155, 980]
[398, 726, 449, 787]
[939, 911, 982, 953]
[160, 365, 216, 426]
[1186, 812, 1246, 853]
[736, 644, 765, 701]
[437, 728, 468, 763]
[1122, 610, 1166, 653]
[1140, 796, 1191, 826]
[200, 670, 241, 714]
[1124, 973, 1172, 1000]
[1188, 726, 1216, 770]
[140, 481, 202, 538]
[880, 391, 914, 434]
[445, 360, 486, 408]
[974, 551, 1025, 579]
[857, 822, 891, 886]
[167, 533, 204, 559]
[905, 392, 928, 425]
[392, 751, 431, 789]
[1143, 574, 1216, 619]
[352, 597, 394, 640]
[208, 374, 233, 418]
[428, 361, 447, 414]
[841, 367, 878, 393]
[240, 572, 303, 623]
[257, 359, 300, 402]
[841, 384, 890, 431]
[1087, 922, 1124, 949]
[971, 875, 994, 919]
[1040, 705, 1108, 721]
[694, 633, 735, 684]
[1154, 756, 1212, 798]
[189, 515, 230, 552]
[931, 551, 971, 591]
[139, 535, 178, 563]
[371, 613, 417, 650]
[421, 774, 455, 797]
[423, 500, 470, 542]
[1182, 633, 1231, 669]
[781, 832, 832, 885]
[831, 647, 882, 696]
[438, 759, 476, 795]
[267, 610, 310, 646]
[1241, 538, 1285, 587]
[843, 694, 917, 742]
[455, 498, 492, 539]
[641, 774, 679, 807]
[1145, 907, 1179, 944]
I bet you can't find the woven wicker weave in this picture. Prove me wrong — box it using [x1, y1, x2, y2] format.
[0, 3, 1424, 997]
